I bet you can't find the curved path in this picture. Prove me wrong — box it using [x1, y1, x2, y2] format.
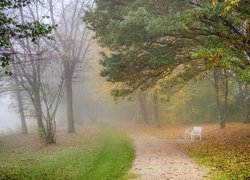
[129, 133, 207, 180]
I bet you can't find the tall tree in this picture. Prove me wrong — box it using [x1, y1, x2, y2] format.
[12, 1, 64, 143]
[213, 68, 229, 128]
[13, 40, 64, 143]
[228, 73, 250, 123]
[15, 78, 28, 134]
[85, 0, 249, 127]
[0, 74, 29, 134]
[47, 0, 93, 133]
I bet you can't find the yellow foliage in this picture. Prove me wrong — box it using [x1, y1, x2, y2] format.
[87, 44, 128, 102]
[211, 0, 217, 6]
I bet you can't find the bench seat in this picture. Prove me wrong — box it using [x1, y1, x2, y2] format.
[185, 126, 202, 141]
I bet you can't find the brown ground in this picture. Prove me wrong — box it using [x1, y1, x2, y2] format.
[0, 125, 100, 153]
[128, 132, 207, 180]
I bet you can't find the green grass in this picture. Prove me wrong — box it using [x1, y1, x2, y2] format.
[0, 125, 135, 180]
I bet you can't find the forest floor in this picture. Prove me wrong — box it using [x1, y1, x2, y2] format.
[122, 122, 250, 180]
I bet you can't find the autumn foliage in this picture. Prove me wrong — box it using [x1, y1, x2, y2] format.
[186, 123, 250, 179]
[124, 122, 250, 179]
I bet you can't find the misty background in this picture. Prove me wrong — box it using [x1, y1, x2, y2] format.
[0, 0, 248, 137]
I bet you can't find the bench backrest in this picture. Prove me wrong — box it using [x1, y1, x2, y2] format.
[193, 126, 202, 133]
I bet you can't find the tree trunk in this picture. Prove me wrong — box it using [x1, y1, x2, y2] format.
[34, 91, 47, 136]
[141, 92, 148, 123]
[152, 90, 160, 128]
[135, 96, 140, 122]
[137, 93, 143, 122]
[16, 88, 28, 134]
[138, 92, 148, 123]
[65, 62, 75, 133]
[234, 76, 249, 123]
[45, 116, 56, 144]
[214, 68, 229, 128]
[244, 98, 250, 123]
[221, 69, 229, 128]
[214, 68, 225, 128]
[244, 83, 250, 123]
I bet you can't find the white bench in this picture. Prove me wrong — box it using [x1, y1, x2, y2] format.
[185, 126, 202, 141]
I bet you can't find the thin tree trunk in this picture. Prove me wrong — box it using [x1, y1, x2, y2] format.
[45, 116, 56, 144]
[234, 76, 249, 123]
[142, 92, 148, 123]
[65, 62, 75, 133]
[214, 68, 223, 128]
[66, 77, 75, 133]
[244, 83, 250, 123]
[34, 91, 46, 136]
[214, 68, 228, 128]
[138, 93, 143, 122]
[16, 88, 28, 134]
[245, 98, 250, 123]
[221, 69, 228, 128]
[138, 92, 148, 123]
[153, 90, 160, 128]
[14, 76, 28, 134]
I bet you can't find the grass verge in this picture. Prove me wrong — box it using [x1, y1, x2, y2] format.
[0, 124, 135, 180]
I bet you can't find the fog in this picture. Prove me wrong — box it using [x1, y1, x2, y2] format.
[0, 62, 134, 132]
[56, 74, 135, 128]
[0, 0, 249, 141]
[0, 77, 134, 132]
[0, 96, 20, 130]
[0, 1, 249, 179]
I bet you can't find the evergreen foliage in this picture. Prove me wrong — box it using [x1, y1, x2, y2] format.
[84, 0, 249, 96]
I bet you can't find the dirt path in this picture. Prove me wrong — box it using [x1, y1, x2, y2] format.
[129, 133, 207, 180]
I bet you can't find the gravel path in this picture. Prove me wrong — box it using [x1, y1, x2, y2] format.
[129, 133, 207, 180]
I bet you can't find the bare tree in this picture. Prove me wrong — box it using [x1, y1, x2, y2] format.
[13, 40, 64, 143]
[47, 0, 94, 133]
[11, 1, 64, 143]
[40, 59, 64, 143]
[15, 78, 28, 134]
[0, 71, 29, 134]
[12, 3, 47, 136]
